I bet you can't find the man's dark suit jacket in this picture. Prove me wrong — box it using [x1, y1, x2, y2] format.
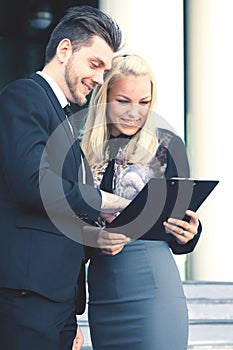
[0, 73, 101, 305]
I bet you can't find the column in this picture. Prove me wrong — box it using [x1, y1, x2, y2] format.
[186, 0, 233, 280]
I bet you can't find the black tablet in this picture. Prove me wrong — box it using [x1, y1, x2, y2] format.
[106, 178, 219, 240]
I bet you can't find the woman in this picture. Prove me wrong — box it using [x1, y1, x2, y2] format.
[81, 54, 201, 349]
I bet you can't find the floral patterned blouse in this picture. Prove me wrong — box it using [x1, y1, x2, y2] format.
[89, 128, 201, 254]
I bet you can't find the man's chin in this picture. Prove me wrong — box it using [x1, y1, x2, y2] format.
[76, 94, 87, 106]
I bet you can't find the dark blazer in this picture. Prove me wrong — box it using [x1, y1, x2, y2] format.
[0, 73, 101, 304]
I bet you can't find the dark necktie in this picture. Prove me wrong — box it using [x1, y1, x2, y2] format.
[63, 104, 73, 117]
[63, 104, 75, 137]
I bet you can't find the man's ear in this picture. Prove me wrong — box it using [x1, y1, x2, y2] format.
[56, 38, 72, 63]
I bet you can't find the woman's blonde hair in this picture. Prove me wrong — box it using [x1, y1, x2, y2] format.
[81, 53, 158, 165]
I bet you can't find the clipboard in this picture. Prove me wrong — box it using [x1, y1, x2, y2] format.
[106, 178, 219, 241]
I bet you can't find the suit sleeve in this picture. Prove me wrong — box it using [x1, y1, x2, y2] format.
[0, 79, 101, 224]
[165, 135, 202, 254]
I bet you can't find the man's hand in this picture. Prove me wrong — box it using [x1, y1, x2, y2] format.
[100, 190, 130, 213]
[72, 325, 84, 350]
[100, 211, 119, 223]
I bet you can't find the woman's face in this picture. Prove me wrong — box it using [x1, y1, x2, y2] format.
[107, 74, 152, 136]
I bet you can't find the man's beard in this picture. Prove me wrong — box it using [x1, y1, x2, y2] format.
[65, 64, 87, 106]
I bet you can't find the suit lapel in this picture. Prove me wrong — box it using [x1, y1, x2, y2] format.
[30, 73, 94, 185]
[29, 73, 82, 178]
[30, 73, 67, 124]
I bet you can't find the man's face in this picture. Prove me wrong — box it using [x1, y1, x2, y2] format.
[64, 36, 113, 105]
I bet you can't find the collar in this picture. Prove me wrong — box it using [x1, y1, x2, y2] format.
[36, 71, 69, 109]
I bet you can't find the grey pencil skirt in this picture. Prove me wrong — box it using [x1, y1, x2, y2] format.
[87, 240, 188, 350]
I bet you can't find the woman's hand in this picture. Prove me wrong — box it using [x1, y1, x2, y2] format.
[72, 325, 84, 350]
[97, 229, 131, 255]
[82, 225, 131, 255]
[163, 209, 199, 244]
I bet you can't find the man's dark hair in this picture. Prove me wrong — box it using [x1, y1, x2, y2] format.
[45, 5, 122, 64]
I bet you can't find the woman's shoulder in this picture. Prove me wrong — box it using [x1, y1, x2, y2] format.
[155, 127, 185, 160]
[157, 127, 178, 138]
[157, 127, 179, 147]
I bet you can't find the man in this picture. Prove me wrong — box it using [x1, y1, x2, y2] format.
[0, 6, 130, 350]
